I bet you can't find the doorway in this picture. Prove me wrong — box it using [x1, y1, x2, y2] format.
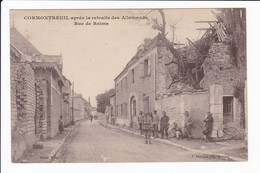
[130, 96, 136, 126]
[223, 96, 234, 125]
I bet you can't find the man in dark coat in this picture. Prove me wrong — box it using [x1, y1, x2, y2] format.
[138, 111, 144, 135]
[203, 112, 214, 142]
[160, 111, 170, 139]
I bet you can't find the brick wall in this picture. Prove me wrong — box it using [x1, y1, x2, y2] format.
[11, 61, 37, 161]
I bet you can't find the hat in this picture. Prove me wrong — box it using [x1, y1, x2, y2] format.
[207, 112, 212, 116]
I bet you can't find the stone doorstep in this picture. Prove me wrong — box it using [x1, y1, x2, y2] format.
[100, 123, 246, 162]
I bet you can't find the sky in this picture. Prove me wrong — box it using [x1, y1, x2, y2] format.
[10, 9, 216, 107]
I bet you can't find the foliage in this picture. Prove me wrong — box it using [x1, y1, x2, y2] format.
[96, 88, 115, 113]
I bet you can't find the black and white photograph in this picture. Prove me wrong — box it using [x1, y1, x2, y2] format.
[8, 8, 248, 163]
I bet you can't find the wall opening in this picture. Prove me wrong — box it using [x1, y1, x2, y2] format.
[223, 96, 234, 125]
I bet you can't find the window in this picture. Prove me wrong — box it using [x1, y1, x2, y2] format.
[125, 77, 127, 90]
[116, 83, 119, 93]
[121, 80, 123, 91]
[131, 69, 135, 83]
[144, 59, 151, 77]
[117, 105, 119, 116]
[123, 103, 127, 116]
[121, 104, 123, 116]
[143, 96, 150, 114]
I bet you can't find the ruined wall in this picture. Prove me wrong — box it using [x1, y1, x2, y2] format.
[156, 46, 194, 98]
[155, 91, 210, 138]
[200, 43, 243, 125]
[11, 61, 37, 161]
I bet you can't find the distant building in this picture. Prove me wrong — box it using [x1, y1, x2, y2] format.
[71, 92, 85, 121]
[109, 93, 116, 124]
[84, 99, 92, 119]
[62, 76, 72, 126]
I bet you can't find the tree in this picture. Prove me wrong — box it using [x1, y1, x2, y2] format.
[96, 89, 115, 113]
[146, 9, 201, 88]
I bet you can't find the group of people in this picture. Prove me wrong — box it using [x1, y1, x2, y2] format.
[138, 110, 214, 144]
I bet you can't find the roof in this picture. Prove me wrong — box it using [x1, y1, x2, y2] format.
[31, 62, 65, 86]
[11, 27, 63, 68]
[34, 54, 62, 64]
[10, 27, 42, 57]
[114, 34, 161, 82]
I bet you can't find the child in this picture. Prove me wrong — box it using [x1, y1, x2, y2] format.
[171, 121, 182, 139]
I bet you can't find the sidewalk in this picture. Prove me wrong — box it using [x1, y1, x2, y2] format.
[99, 122, 248, 161]
[16, 123, 78, 163]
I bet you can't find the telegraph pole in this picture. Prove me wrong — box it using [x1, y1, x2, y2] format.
[72, 82, 74, 124]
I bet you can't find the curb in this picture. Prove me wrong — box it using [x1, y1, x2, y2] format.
[99, 122, 246, 162]
[49, 123, 78, 162]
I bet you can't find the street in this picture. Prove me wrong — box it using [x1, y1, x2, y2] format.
[52, 120, 224, 162]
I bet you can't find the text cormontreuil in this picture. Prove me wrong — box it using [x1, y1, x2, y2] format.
[24, 16, 70, 20]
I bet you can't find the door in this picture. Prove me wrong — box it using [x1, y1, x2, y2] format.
[130, 96, 136, 126]
[223, 96, 233, 125]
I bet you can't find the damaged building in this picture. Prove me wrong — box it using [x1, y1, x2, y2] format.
[113, 21, 246, 139]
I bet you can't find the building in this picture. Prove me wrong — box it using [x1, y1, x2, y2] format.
[109, 93, 116, 124]
[10, 27, 67, 160]
[71, 92, 85, 121]
[62, 76, 72, 126]
[84, 98, 92, 119]
[10, 27, 88, 161]
[113, 32, 246, 138]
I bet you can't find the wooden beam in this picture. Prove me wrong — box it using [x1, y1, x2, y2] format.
[194, 21, 216, 23]
[173, 43, 185, 46]
[196, 28, 215, 30]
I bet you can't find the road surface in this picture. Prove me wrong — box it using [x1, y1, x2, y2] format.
[52, 120, 222, 162]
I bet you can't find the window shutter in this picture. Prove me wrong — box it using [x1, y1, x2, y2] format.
[139, 61, 144, 79]
[148, 58, 151, 76]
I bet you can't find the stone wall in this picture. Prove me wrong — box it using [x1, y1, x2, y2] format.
[73, 96, 85, 121]
[200, 43, 244, 126]
[50, 78, 62, 138]
[155, 91, 210, 138]
[11, 61, 37, 161]
[35, 79, 49, 140]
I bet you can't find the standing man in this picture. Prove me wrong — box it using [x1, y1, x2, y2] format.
[59, 116, 64, 134]
[160, 111, 170, 139]
[203, 112, 214, 142]
[138, 111, 144, 135]
[152, 110, 160, 138]
[142, 113, 153, 144]
[184, 111, 193, 140]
